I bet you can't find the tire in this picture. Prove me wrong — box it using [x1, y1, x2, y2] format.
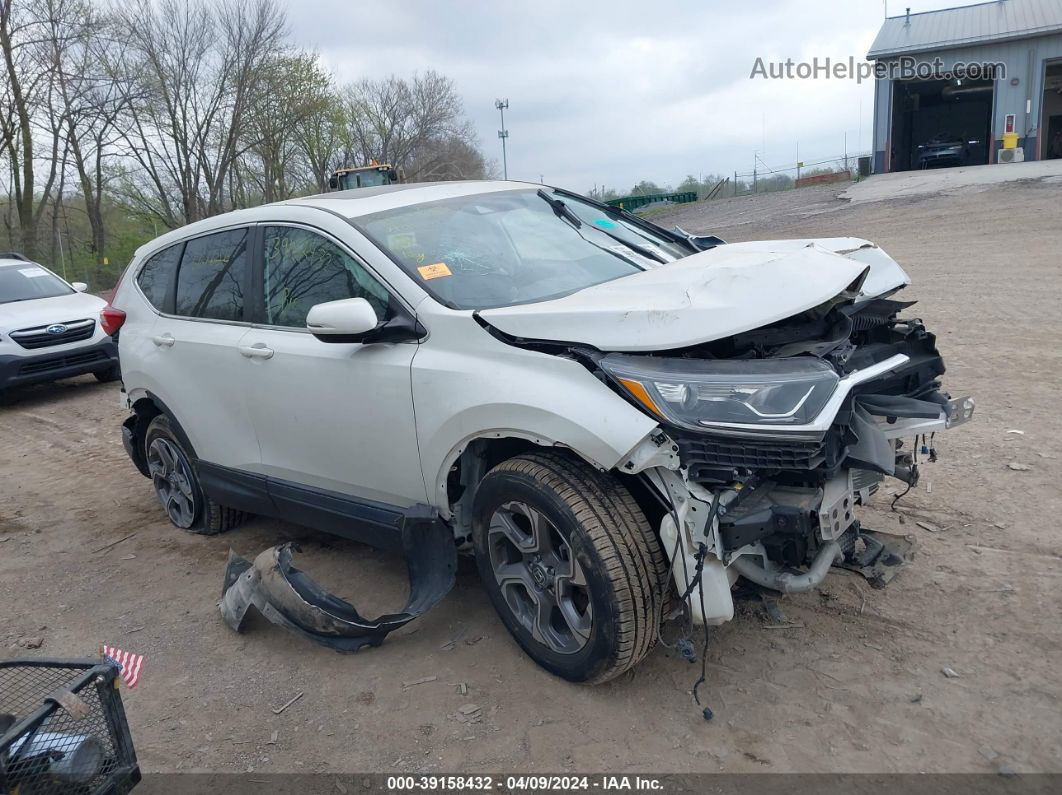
[94, 364, 121, 383]
[471, 452, 668, 684]
[143, 415, 246, 535]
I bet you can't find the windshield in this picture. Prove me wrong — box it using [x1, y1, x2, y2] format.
[358, 169, 390, 187]
[341, 169, 389, 189]
[356, 189, 690, 309]
[0, 264, 73, 304]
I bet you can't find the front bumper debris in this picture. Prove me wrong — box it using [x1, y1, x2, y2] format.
[835, 527, 915, 589]
[220, 524, 456, 652]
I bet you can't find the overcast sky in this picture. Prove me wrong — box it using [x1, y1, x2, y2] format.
[291, 0, 979, 192]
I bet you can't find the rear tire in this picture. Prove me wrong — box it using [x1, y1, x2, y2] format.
[472, 452, 667, 684]
[143, 415, 246, 535]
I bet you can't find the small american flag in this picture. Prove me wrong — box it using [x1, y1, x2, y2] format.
[101, 645, 145, 688]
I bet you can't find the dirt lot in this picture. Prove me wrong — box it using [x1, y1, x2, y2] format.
[2, 167, 1061, 775]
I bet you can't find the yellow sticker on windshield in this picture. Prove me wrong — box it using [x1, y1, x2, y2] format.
[417, 262, 452, 280]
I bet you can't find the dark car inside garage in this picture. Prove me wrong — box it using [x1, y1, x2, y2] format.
[889, 77, 994, 171]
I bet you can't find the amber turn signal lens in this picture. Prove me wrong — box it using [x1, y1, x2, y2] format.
[617, 377, 663, 419]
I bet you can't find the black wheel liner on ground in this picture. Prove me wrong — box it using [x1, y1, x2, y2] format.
[0, 658, 140, 794]
[219, 516, 458, 653]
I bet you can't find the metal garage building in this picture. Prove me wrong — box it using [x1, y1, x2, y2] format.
[869, 0, 1062, 172]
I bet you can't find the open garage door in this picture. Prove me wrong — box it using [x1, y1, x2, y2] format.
[889, 77, 993, 171]
[1041, 61, 1062, 160]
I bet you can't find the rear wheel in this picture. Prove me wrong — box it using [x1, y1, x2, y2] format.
[143, 415, 245, 535]
[472, 452, 667, 684]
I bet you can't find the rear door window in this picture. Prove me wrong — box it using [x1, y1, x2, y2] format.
[136, 244, 182, 311]
[262, 226, 393, 327]
[174, 229, 249, 321]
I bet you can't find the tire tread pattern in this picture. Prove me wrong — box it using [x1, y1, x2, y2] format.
[489, 452, 668, 683]
[197, 500, 246, 536]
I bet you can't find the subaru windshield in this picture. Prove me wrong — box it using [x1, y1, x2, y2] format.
[356, 189, 691, 310]
[0, 264, 73, 304]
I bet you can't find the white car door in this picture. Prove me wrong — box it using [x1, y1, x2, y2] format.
[238, 223, 426, 522]
[144, 227, 260, 473]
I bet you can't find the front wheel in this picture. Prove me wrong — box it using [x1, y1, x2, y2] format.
[471, 452, 667, 684]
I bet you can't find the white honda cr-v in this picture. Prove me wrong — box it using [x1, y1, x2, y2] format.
[109, 181, 972, 683]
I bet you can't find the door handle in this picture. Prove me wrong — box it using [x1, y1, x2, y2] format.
[152, 334, 175, 348]
[239, 343, 274, 360]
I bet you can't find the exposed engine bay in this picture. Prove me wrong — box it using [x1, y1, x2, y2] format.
[604, 277, 973, 620]
[481, 240, 975, 622]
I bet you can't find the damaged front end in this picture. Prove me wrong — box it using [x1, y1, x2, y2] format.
[608, 275, 974, 621]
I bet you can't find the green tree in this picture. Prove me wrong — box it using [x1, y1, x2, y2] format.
[629, 180, 661, 196]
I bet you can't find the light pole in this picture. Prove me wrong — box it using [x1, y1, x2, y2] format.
[495, 98, 509, 180]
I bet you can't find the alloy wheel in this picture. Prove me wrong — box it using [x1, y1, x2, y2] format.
[147, 437, 197, 528]
[487, 500, 593, 654]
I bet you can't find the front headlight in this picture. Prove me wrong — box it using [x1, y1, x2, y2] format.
[600, 354, 839, 430]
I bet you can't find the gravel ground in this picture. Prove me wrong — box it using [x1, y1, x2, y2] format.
[2, 169, 1061, 775]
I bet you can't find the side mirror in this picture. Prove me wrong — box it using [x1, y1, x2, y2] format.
[71, 281, 88, 292]
[306, 297, 379, 343]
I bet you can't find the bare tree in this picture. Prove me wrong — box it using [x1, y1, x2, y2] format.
[292, 85, 349, 193]
[341, 70, 478, 178]
[205, 0, 287, 215]
[0, 0, 489, 271]
[40, 0, 126, 262]
[238, 52, 335, 203]
[0, 0, 68, 259]
[407, 133, 490, 182]
[113, 0, 286, 228]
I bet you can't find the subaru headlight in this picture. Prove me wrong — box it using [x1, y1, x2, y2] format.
[601, 354, 839, 430]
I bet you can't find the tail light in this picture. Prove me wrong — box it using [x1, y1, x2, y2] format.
[101, 305, 127, 336]
[100, 265, 130, 336]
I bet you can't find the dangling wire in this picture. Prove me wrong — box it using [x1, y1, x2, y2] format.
[892, 434, 920, 511]
[655, 476, 692, 654]
[690, 498, 720, 712]
[891, 480, 912, 511]
[650, 473, 719, 717]
[692, 543, 711, 709]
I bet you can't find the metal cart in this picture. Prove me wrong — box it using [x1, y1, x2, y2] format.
[1, 659, 139, 794]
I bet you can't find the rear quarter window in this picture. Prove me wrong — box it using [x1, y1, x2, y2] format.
[136, 244, 182, 311]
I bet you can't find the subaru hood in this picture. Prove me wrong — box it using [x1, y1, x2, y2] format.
[478, 237, 909, 352]
[0, 290, 106, 335]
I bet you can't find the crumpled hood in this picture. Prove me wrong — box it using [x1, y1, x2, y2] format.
[0, 290, 105, 334]
[479, 237, 909, 352]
